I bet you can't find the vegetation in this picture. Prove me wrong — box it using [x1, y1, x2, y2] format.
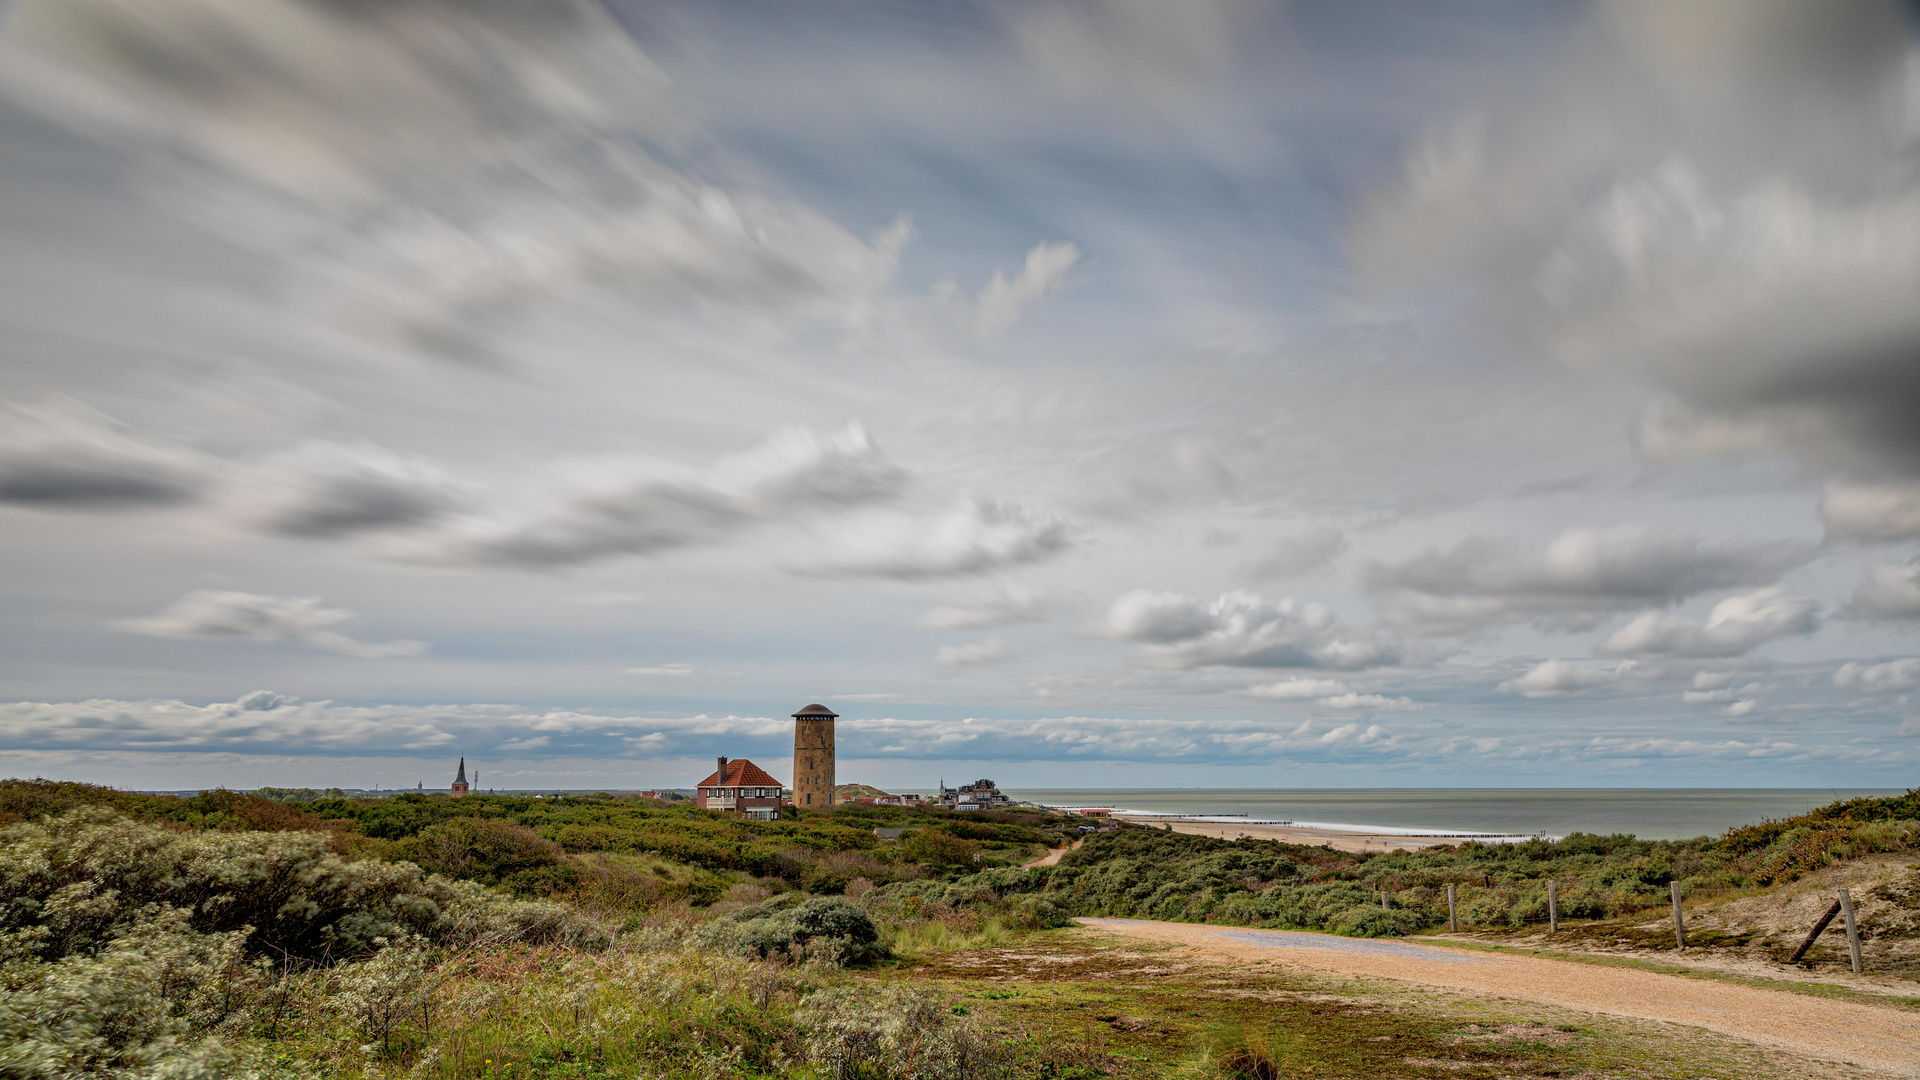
[2, 778, 1915, 1077]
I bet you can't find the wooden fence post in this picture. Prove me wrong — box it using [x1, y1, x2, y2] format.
[1788, 899, 1843, 963]
[1670, 881, 1685, 950]
[1380, 889, 1389, 911]
[1447, 884, 1457, 932]
[1838, 889, 1863, 974]
[1548, 880, 1558, 932]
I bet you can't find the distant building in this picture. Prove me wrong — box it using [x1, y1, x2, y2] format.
[792, 704, 837, 810]
[450, 757, 470, 798]
[696, 757, 783, 820]
[939, 778, 1009, 810]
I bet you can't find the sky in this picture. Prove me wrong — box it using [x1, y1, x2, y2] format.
[2, 0, 1919, 792]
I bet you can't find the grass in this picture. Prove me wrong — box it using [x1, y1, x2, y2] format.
[898, 927, 1873, 1079]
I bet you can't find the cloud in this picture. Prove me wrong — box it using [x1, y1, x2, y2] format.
[934, 639, 1016, 670]
[1368, 526, 1809, 635]
[1499, 659, 1639, 698]
[1245, 677, 1349, 700]
[1097, 589, 1400, 670]
[1838, 556, 1920, 620]
[1833, 658, 1920, 692]
[625, 663, 693, 677]
[920, 584, 1061, 630]
[1690, 670, 1737, 692]
[247, 440, 467, 538]
[969, 242, 1080, 340]
[1820, 481, 1920, 543]
[1723, 700, 1758, 719]
[117, 590, 426, 658]
[0, 0, 907, 361]
[1318, 693, 1418, 711]
[1352, 0, 1920, 479]
[807, 496, 1071, 580]
[1598, 587, 1817, 659]
[439, 424, 907, 568]
[1247, 526, 1349, 580]
[0, 401, 213, 509]
[1010, 0, 1249, 111]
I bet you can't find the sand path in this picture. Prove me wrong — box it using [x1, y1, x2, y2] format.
[1022, 839, 1082, 868]
[1080, 918, 1920, 1076]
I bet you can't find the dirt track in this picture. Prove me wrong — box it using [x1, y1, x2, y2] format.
[1022, 839, 1082, 868]
[1080, 918, 1920, 1076]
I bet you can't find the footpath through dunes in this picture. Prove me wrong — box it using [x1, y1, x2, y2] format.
[1080, 917, 1920, 1076]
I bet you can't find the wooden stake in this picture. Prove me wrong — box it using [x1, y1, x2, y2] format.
[1670, 881, 1686, 950]
[1787, 899, 1842, 963]
[1381, 888, 1389, 911]
[1447, 884, 1457, 932]
[1548, 879, 1558, 932]
[1839, 888, 1863, 974]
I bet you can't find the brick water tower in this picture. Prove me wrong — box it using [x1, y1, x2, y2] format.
[791, 704, 837, 810]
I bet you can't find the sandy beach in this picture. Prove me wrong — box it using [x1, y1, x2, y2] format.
[1158, 819, 1488, 853]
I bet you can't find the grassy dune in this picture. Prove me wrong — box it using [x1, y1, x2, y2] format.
[3, 779, 1915, 1078]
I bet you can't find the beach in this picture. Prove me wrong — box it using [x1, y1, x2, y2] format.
[1155, 818, 1500, 852]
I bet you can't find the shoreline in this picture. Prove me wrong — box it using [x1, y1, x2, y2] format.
[1154, 819, 1515, 853]
[1047, 805, 1542, 852]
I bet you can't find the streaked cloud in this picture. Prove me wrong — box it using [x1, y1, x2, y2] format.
[1821, 481, 1920, 544]
[1499, 659, 1640, 698]
[1247, 526, 1348, 581]
[1097, 589, 1400, 670]
[435, 425, 906, 568]
[246, 440, 467, 538]
[0, 401, 214, 508]
[806, 496, 1071, 580]
[934, 638, 1016, 671]
[1839, 556, 1920, 621]
[921, 584, 1061, 630]
[1833, 658, 1920, 692]
[1368, 526, 1809, 635]
[117, 590, 426, 659]
[1598, 588, 1818, 659]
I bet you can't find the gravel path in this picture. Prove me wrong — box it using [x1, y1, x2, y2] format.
[1081, 918, 1920, 1076]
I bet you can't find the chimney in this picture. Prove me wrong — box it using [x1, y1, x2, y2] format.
[717, 756, 728, 793]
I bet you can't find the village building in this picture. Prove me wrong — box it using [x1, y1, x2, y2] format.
[695, 757, 783, 820]
[939, 778, 1010, 810]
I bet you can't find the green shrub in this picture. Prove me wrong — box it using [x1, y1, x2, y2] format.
[387, 817, 577, 897]
[700, 896, 883, 963]
[900, 829, 980, 868]
[0, 808, 609, 964]
[797, 984, 1008, 1080]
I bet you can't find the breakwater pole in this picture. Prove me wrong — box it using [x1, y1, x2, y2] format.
[1446, 884, 1457, 932]
[1670, 882, 1686, 950]
[1839, 888, 1863, 974]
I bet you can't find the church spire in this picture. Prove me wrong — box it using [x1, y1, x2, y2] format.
[455, 756, 467, 784]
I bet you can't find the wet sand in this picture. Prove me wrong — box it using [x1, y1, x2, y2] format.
[1161, 819, 1480, 853]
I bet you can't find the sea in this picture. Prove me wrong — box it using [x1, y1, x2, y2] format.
[996, 788, 1903, 842]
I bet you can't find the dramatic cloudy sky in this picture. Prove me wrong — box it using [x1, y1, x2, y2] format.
[3, 0, 1919, 791]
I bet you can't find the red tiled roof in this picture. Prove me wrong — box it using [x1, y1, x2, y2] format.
[697, 759, 783, 788]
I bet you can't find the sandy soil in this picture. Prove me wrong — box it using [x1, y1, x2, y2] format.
[1162, 819, 1461, 853]
[1080, 917, 1920, 1076]
[1022, 838, 1082, 868]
